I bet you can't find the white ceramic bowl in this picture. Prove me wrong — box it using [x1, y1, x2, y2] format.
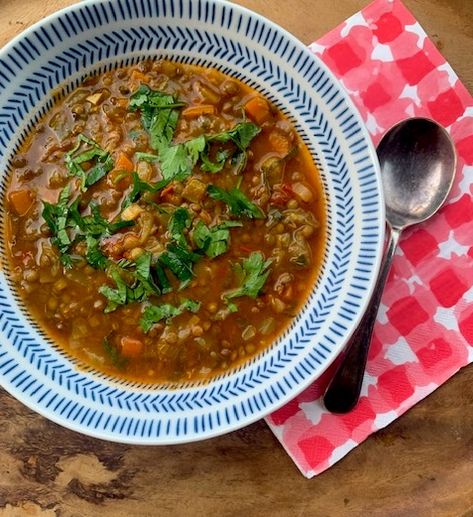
[0, 0, 384, 443]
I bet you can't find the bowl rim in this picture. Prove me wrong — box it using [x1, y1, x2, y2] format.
[0, 0, 385, 444]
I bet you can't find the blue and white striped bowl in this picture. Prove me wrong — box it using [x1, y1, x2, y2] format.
[0, 0, 384, 443]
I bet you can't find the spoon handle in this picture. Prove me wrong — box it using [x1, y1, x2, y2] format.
[323, 226, 402, 413]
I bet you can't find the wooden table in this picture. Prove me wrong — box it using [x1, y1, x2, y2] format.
[1, 1, 473, 515]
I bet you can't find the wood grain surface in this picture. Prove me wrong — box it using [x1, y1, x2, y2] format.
[1, 1, 473, 516]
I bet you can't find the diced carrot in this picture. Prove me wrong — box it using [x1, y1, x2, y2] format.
[9, 189, 35, 216]
[182, 104, 216, 119]
[130, 70, 150, 83]
[115, 152, 134, 173]
[120, 336, 144, 358]
[239, 245, 255, 253]
[244, 96, 271, 124]
[269, 130, 291, 155]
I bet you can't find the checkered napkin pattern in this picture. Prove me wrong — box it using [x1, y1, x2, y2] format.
[265, 0, 473, 478]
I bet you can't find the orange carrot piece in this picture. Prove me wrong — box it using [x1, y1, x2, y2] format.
[120, 336, 144, 358]
[9, 189, 35, 216]
[182, 104, 216, 118]
[244, 96, 271, 124]
[115, 152, 134, 173]
[269, 130, 291, 155]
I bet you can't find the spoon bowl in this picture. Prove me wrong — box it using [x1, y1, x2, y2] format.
[324, 117, 457, 414]
[379, 118, 456, 229]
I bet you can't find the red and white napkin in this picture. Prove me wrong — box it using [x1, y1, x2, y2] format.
[265, 0, 473, 478]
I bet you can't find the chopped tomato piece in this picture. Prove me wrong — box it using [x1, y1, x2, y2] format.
[120, 336, 144, 358]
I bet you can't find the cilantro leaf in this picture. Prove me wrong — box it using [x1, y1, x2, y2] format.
[200, 148, 229, 173]
[226, 251, 272, 300]
[208, 122, 261, 151]
[99, 268, 128, 312]
[122, 172, 169, 209]
[159, 243, 201, 283]
[103, 338, 127, 369]
[193, 220, 242, 258]
[140, 299, 201, 333]
[129, 85, 185, 151]
[152, 263, 172, 294]
[42, 186, 74, 267]
[133, 252, 161, 298]
[169, 207, 191, 249]
[85, 235, 108, 269]
[98, 253, 163, 312]
[159, 135, 206, 181]
[65, 134, 113, 191]
[207, 184, 265, 219]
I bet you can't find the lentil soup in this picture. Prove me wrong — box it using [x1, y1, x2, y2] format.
[5, 60, 326, 383]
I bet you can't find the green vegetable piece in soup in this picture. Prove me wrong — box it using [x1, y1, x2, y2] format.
[207, 185, 265, 219]
[65, 134, 113, 190]
[129, 85, 185, 151]
[226, 251, 272, 300]
[193, 220, 243, 258]
[140, 299, 201, 333]
[169, 207, 192, 249]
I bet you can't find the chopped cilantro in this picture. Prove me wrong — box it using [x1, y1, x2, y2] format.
[152, 262, 172, 294]
[122, 172, 169, 209]
[79, 203, 134, 237]
[103, 338, 127, 369]
[98, 253, 162, 313]
[140, 299, 201, 333]
[158, 135, 206, 182]
[200, 148, 229, 173]
[225, 251, 272, 300]
[129, 85, 185, 151]
[65, 134, 113, 191]
[169, 207, 191, 249]
[135, 152, 159, 162]
[208, 122, 261, 151]
[85, 235, 108, 270]
[207, 184, 265, 219]
[192, 220, 242, 258]
[42, 186, 73, 266]
[159, 243, 201, 283]
[99, 268, 129, 312]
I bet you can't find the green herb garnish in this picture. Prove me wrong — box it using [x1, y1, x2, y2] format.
[122, 172, 169, 209]
[158, 135, 206, 182]
[192, 220, 242, 258]
[42, 186, 73, 266]
[207, 184, 265, 219]
[129, 85, 185, 151]
[159, 243, 201, 283]
[140, 299, 200, 333]
[169, 207, 191, 249]
[103, 338, 127, 369]
[225, 251, 272, 300]
[65, 134, 113, 191]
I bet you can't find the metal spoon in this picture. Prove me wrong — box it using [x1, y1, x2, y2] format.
[323, 117, 457, 414]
